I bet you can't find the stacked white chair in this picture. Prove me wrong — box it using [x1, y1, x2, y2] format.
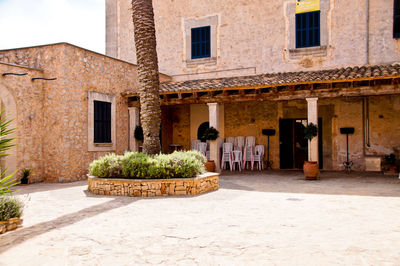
[245, 136, 256, 147]
[231, 150, 243, 171]
[234, 136, 245, 151]
[226, 137, 235, 144]
[191, 139, 201, 150]
[243, 136, 255, 170]
[198, 142, 207, 157]
[253, 145, 265, 170]
[221, 142, 233, 170]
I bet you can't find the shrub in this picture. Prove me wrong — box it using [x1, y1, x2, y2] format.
[0, 196, 23, 221]
[121, 152, 153, 179]
[89, 151, 206, 179]
[89, 153, 124, 178]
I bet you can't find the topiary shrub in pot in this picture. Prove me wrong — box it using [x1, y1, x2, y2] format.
[200, 127, 219, 172]
[303, 122, 319, 180]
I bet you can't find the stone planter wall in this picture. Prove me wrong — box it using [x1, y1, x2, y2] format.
[88, 172, 219, 197]
[0, 217, 23, 234]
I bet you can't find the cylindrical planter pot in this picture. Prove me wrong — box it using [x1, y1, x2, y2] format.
[303, 161, 319, 180]
[205, 160, 216, 172]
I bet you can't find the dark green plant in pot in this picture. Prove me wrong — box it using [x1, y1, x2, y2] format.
[20, 168, 31, 185]
[304, 122, 318, 161]
[201, 127, 219, 141]
[134, 125, 144, 142]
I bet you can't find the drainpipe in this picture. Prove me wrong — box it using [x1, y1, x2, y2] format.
[362, 97, 371, 156]
[366, 0, 370, 64]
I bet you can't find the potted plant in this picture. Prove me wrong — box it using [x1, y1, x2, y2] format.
[20, 168, 31, 185]
[201, 127, 220, 172]
[303, 122, 319, 180]
[134, 125, 144, 152]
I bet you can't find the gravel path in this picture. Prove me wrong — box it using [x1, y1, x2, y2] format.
[1, 171, 400, 265]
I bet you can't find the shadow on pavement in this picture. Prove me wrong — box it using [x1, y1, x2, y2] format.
[220, 170, 400, 197]
[0, 196, 138, 254]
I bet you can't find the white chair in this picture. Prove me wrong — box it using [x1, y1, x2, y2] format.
[191, 139, 201, 150]
[234, 136, 245, 151]
[197, 142, 207, 157]
[231, 150, 243, 171]
[221, 142, 233, 170]
[226, 137, 235, 144]
[253, 145, 265, 170]
[245, 136, 256, 147]
[243, 145, 254, 170]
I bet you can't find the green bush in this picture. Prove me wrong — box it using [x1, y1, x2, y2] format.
[89, 151, 206, 179]
[89, 153, 124, 178]
[0, 196, 23, 221]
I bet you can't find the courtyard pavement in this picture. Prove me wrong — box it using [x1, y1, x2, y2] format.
[1, 171, 400, 265]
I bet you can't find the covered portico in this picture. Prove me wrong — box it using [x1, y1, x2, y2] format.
[124, 63, 400, 172]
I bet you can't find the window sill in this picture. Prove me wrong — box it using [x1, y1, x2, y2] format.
[94, 143, 113, 147]
[186, 57, 217, 68]
[288, 46, 327, 59]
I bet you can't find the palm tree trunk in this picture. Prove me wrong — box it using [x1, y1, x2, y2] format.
[131, 0, 161, 154]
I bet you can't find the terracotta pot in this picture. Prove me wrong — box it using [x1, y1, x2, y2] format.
[205, 160, 216, 172]
[303, 161, 319, 180]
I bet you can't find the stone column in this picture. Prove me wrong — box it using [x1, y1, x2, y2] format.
[306, 97, 318, 162]
[129, 107, 140, 152]
[207, 103, 221, 172]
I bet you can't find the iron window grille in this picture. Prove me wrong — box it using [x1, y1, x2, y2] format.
[394, 0, 400, 38]
[296, 11, 321, 48]
[94, 100, 111, 143]
[191, 26, 211, 59]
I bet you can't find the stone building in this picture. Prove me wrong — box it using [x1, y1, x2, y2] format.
[0, 43, 169, 182]
[1, 0, 400, 183]
[108, 0, 400, 171]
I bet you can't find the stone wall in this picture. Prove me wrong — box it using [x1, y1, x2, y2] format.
[0, 63, 44, 182]
[109, 0, 400, 81]
[0, 43, 140, 182]
[88, 173, 219, 196]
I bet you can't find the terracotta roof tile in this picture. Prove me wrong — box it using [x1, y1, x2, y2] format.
[123, 63, 400, 96]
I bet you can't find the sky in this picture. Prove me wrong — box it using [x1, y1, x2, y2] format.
[0, 0, 105, 54]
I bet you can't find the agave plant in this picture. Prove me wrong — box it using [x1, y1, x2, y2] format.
[0, 109, 17, 195]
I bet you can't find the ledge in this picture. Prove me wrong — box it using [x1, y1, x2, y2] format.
[288, 46, 327, 59]
[186, 57, 217, 68]
[87, 172, 219, 197]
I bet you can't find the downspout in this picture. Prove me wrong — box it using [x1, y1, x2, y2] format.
[363, 0, 370, 156]
[366, 0, 370, 65]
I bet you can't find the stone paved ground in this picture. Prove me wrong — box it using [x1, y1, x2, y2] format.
[1, 171, 400, 265]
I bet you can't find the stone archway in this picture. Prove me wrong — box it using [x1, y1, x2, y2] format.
[0, 85, 17, 178]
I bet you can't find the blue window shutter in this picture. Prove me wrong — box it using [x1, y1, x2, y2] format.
[191, 26, 211, 59]
[296, 11, 320, 48]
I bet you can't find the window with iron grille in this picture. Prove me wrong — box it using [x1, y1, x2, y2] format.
[296, 11, 320, 48]
[191, 26, 211, 59]
[94, 100, 111, 143]
[394, 0, 400, 38]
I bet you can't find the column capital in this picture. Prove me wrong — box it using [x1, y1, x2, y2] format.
[207, 102, 218, 107]
[306, 97, 318, 103]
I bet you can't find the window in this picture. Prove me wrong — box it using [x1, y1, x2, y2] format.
[296, 11, 320, 48]
[88, 91, 116, 151]
[191, 26, 211, 59]
[94, 100, 111, 143]
[394, 0, 400, 38]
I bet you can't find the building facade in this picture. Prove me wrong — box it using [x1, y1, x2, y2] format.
[108, 0, 400, 171]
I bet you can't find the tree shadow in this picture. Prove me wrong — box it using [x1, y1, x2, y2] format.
[0, 196, 138, 254]
[13, 181, 88, 195]
[219, 170, 400, 197]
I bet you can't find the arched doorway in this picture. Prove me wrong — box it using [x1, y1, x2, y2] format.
[197, 122, 209, 141]
[0, 85, 17, 177]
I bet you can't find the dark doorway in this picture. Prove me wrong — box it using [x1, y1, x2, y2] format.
[280, 118, 323, 169]
[197, 122, 209, 141]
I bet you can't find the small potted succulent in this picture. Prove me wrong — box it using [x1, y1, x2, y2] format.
[303, 122, 319, 180]
[201, 127, 219, 172]
[20, 168, 31, 185]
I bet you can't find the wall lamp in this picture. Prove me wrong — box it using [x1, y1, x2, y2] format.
[31, 77, 57, 81]
[2, 73, 28, 77]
